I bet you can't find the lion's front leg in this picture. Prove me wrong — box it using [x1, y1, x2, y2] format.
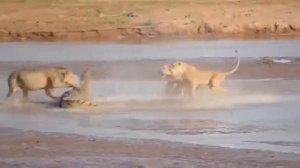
[45, 88, 59, 100]
[188, 82, 197, 98]
[165, 81, 176, 96]
[171, 81, 183, 96]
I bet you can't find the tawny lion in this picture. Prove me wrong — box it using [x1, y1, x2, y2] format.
[165, 56, 240, 97]
[6, 67, 78, 100]
[161, 64, 187, 96]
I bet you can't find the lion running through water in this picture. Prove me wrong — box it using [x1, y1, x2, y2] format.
[161, 55, 240, 97]
[59, 69, 96, 108]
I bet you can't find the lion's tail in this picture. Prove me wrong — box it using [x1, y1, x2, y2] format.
[224, 53, 240, 76]
[6, 71, 18, 98]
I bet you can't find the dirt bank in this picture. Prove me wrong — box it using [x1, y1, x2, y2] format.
[0, 0, 300, 42]
[0, 127, 299, 168]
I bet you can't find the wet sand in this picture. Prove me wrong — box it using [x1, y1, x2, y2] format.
[1, 41, 300, 167]
[0, 127, 300, 168]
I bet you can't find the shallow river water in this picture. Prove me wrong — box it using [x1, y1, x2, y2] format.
[0, 39, 300, 154]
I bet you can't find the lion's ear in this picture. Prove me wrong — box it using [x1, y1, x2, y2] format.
[59, 71, 68, 82]
[80, 68, 92, 80]
[176, 61, 182, 66]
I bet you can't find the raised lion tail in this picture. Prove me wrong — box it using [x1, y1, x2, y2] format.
[224, 51, 240, 76]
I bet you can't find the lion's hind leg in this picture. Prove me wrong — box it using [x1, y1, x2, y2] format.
[6, 72, 20, 99]
[209, 74, 225, 94]
[6, 85, 19, 98]
[210, 86, 224, 94]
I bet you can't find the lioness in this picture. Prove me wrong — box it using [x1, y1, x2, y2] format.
[59, 69, 95, 108]
[167, 56, 240, 97]
[7, 67, 78, 100]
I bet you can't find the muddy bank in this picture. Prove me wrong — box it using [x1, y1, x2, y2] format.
[1, 25, 300, 42]
[0, 26, 161, 42]
[0, 127, 299, 168]
[0, 0, 300, 42]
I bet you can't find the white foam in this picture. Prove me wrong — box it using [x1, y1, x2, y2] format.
[272, 59, 292, 63]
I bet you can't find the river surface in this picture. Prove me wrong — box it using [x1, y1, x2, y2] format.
[0, 39, 300, 61]
[0, 39, 300, 154]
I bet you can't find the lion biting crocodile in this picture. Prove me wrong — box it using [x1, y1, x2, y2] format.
[7, 67, 78, 100]
[59, 69, 96, 108]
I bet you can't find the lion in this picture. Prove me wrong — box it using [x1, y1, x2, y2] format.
[59, 69, 96, 108]
[166, 56, 240, 97]
[6, 67, 79, 100]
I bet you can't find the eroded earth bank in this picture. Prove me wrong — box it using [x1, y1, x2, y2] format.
[0, 0, 300, 41]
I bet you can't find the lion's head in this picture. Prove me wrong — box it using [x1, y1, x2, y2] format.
[161, 64, 173, 77]
[161, 61, 187, 77]
[56, 67, 79, 88]
[169, 61, 187, 75]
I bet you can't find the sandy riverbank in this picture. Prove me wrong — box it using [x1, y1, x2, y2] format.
[0, 0, 300, 42]
[0, 127, 299, 168]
